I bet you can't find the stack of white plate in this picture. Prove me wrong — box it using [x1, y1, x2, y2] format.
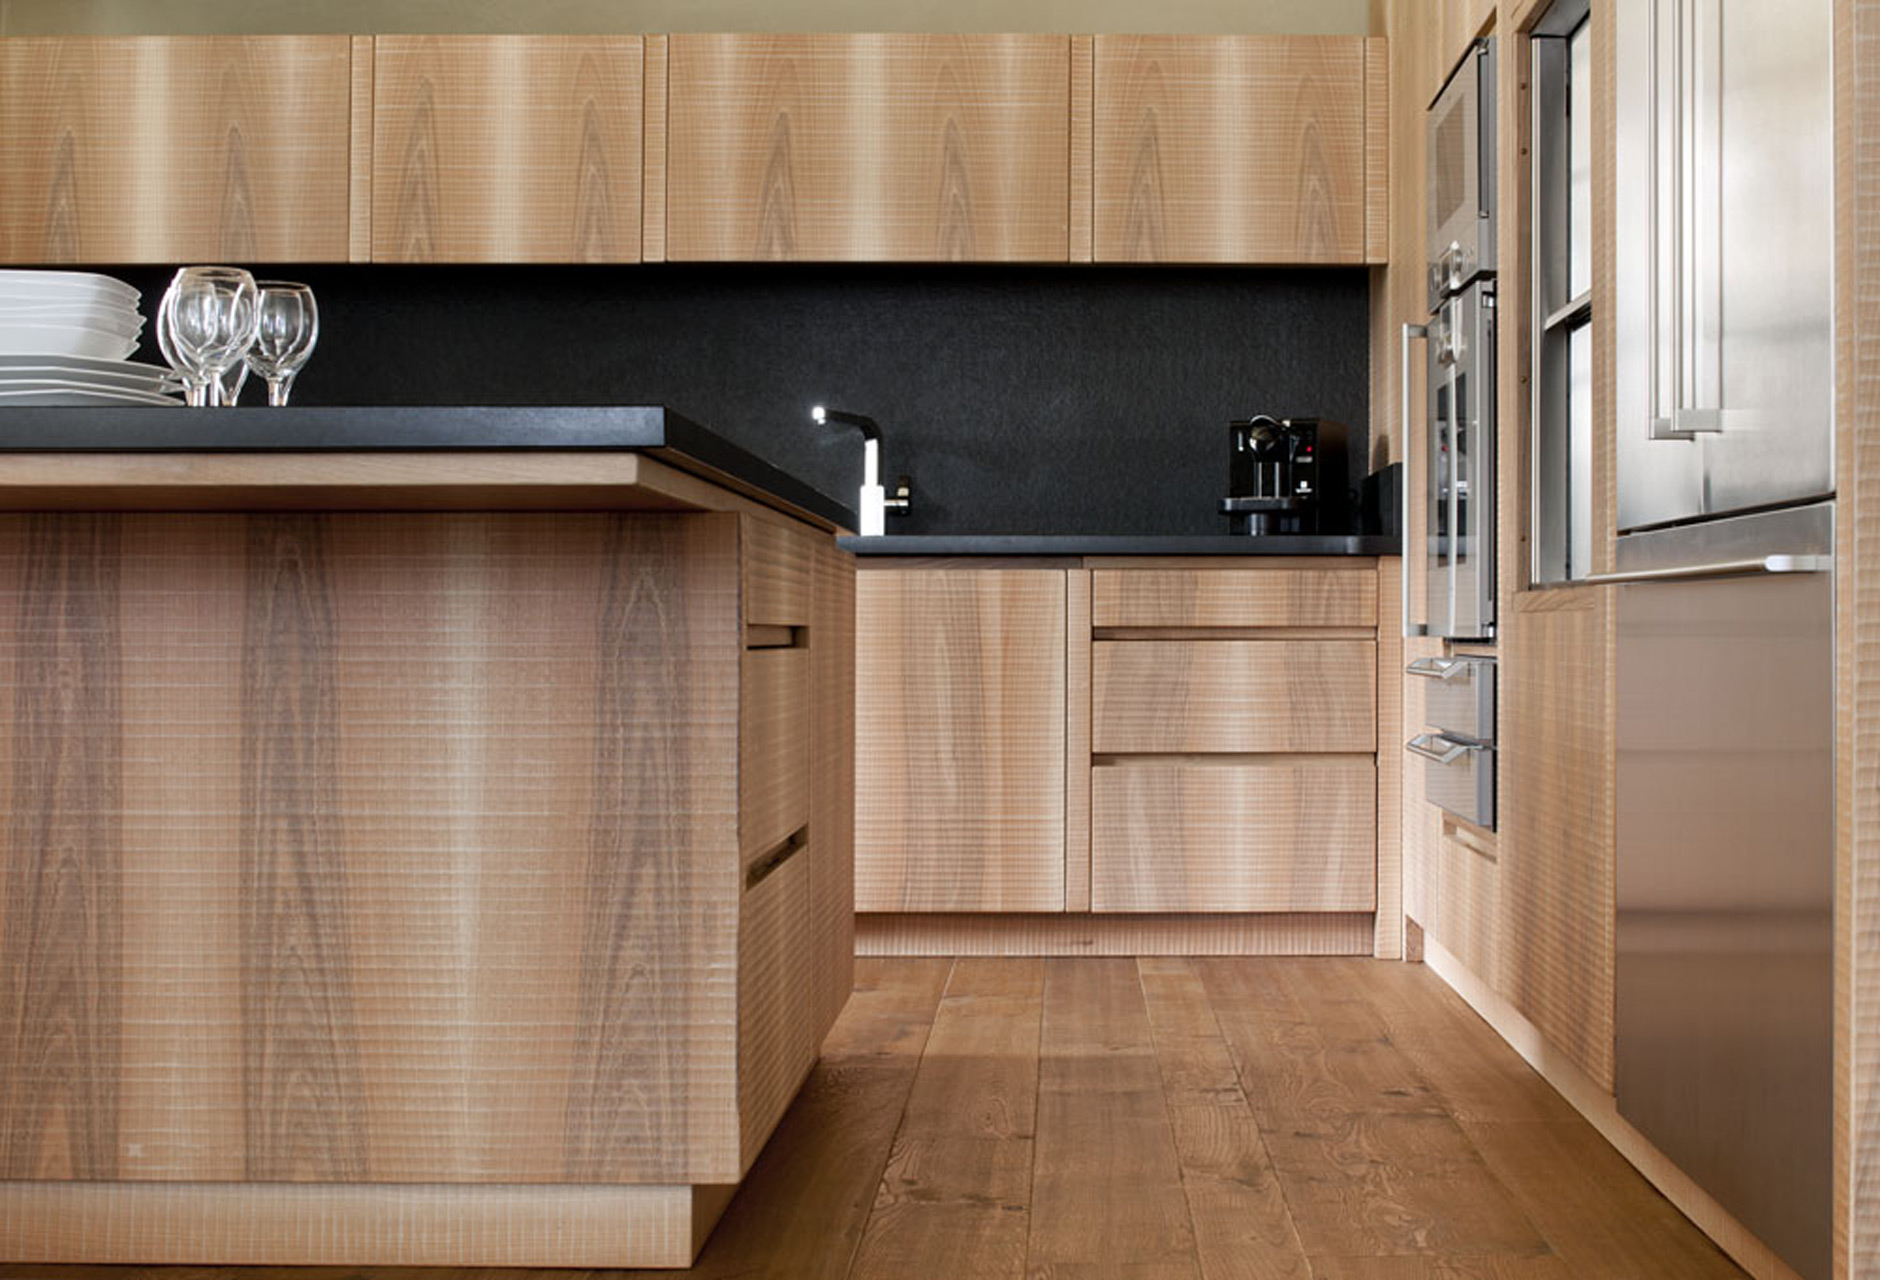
[0, 269, 180, 406]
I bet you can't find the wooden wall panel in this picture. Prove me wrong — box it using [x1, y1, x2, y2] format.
[1093, 639, 1376, 754]
[1092, 35, 1369, 263]
[1092, 567, 1377, 629]
[0, 36, 353, 263]
[1091, 758, 1376, 912]
[349, 36, 374, 263]
[643, 33, 670, 264]
[372, 35, 644, 263]
[1365, 35, 1390, 264]
[1502, 587, 1615, 1091]
[0, 512, 750, 1186]
[855, 570, 1066, 912]
[667, 34, 1071, 262]
[1070, 36, 1095, 263]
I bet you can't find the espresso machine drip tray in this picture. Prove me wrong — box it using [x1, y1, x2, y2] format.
[1220, 494, 1312, 536]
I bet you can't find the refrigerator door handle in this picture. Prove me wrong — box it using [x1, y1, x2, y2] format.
[1578, 554, 1833, 585]
[1402, 321, 1429, 638]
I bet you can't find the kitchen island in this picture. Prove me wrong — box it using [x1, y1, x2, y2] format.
[0, 408, 855, 1268]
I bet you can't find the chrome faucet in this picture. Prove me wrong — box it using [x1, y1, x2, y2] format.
[812, 405, 911, 536]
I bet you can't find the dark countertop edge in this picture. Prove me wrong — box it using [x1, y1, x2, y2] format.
[838, 534, 1402, 557]
[0, 405, 858, 532]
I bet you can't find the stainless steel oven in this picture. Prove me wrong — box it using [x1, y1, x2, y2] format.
[1426, 40, 1497, 310]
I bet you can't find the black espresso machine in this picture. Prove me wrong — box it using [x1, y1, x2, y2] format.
[1221, 416, 1351, 535]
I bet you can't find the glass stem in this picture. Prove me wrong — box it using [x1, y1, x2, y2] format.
[185, 379, 209, 408]
[268, 374, 295, 408]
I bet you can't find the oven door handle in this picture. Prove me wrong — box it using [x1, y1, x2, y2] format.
[1406, 732, 1482, 765]
[1406, 656, 1474, 681]
[1402, 321, 1429, 638]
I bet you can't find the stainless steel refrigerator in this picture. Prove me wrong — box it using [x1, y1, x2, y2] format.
[1610, 1, 1834, 1276]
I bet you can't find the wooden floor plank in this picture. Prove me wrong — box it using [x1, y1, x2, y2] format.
[1026, 958, 1201, 1278]
[1352, 962, 1579, 1125]
[851, 959, 1042, 1280]
[1260, 1113, 1550, 1259]
[1198, 960, 1447, 1128]
[1462, 1120, 1752, 1279]
[1307, 1258, 1577, 1278]
[1139, 957, 1311, 1280]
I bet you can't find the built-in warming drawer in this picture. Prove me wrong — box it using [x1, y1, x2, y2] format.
[1409, 732, 1496, 829]
[1406, 655, 1496, 742]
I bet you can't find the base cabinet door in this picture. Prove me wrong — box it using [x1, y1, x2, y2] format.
[855, 569, 1067, 911]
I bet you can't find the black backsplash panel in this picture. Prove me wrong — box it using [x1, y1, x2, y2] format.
[117, 264, 1371, 536]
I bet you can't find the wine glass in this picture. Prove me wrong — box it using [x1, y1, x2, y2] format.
[216, 360, 249, 407]
[247, 282, 318, 407]
[156, 275, 210, 407]
[167, 267, 259, 406]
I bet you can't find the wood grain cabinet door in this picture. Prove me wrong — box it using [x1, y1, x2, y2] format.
[666, 34, 1071, 262]
[855, 570, 1067, 911]
[1092, 35, 1384, 264]
[372, 36, 644, 263]
[0, 37, 354, 264]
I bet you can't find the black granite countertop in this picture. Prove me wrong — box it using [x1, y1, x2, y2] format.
[0, 404, 857, 530]
[838, 534, 1400, 556]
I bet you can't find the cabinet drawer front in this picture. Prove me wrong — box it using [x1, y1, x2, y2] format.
[743, 515, 816, 627]
[1092, 758, 1376, 911]
[1093, 639, 1376, 753]
[738, 834, 817, 1168]
[742, 647, 810, 866]
[1092, 569, 1377, 629]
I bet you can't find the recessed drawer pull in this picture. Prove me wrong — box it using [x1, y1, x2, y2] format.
[746, 825, 808, 891]
[1406, 732, 1480, 764]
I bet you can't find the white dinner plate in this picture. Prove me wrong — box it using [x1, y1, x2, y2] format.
[0, 364, 178, 392]
[0, 353, 172, 377]
[0, 323, 140, 361]
[0, 269, 140, 305]
[0, 384, 180, 406]
[0, 308, 144, 340]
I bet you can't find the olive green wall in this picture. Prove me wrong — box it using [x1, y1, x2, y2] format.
[0, 0, 1376, 35]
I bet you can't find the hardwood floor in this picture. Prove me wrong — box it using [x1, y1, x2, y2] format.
[0, 957, 1749, 1279]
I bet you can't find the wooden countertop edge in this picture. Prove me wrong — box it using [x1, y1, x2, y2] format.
[0, 450, 852, 533]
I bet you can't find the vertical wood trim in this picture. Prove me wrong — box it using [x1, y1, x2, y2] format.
[1069, 35, 1094, 264]
[348, 37, 373, 262]
[1364, 35, 1389, 264]
[1064, 569, 1091, 912]
[1836, 0, 1879, 1274]
[0, 515, 122, 1180]
[643, 34, 669, 264]
[1374, 556, 1403, 958]
[240, 516, 367, 1181]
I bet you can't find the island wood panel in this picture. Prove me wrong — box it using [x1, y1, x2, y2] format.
[1091, 566, 1378, 629]
[1503, 587, 1615, 1092]
[743, 510, 815, 627]
[0, 512, 755, 1186]
[666, 34, 1071, 262]
[0, 36, 353, 263]
[1092, 35, 1370, 264]
[1376, 555, 1404, 958]
[855, 569, 1066, 913]
[1092, 638, 1376, 755]
[737, 834, 816, 1172]
[372, 35, 644, 263]
[807, 535, 857, 1046]
[1090, 758, 1377, 912]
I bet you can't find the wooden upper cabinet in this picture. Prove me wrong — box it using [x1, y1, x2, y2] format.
[666, 34, 1071, 262]
[372, 36, 644, 263]
[0, 37, 354, 264]
[1092, 35, 1384, 264]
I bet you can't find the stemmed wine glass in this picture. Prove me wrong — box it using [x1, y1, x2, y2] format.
[155, 281, 208, 406]
[164, 267, 259, 406]
[246, 282, 318, 406]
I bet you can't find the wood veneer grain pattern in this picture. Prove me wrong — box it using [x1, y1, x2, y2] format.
[1092, 567, 1378, 629]
[808, 533, 857, 1044]
[1092, 638, 1376, 754]
[1365, 35, 1390, 265]
[667, 34, 1071, 262]
[855, 570, 1066, 913]
[1375, 556, 1404, 959]
[1503, 586, 1615, 1092]
[855, 912, 1374, 958]
[1091, 758, 1377, 913]
[372, 35, 645, 263]
[563, 513, 742, 1183]
[1092, 35, 1369, 264]
[0, 36, 353, 263]
[239, 516, 367, 1181]
[0, 515, 123, 1180]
